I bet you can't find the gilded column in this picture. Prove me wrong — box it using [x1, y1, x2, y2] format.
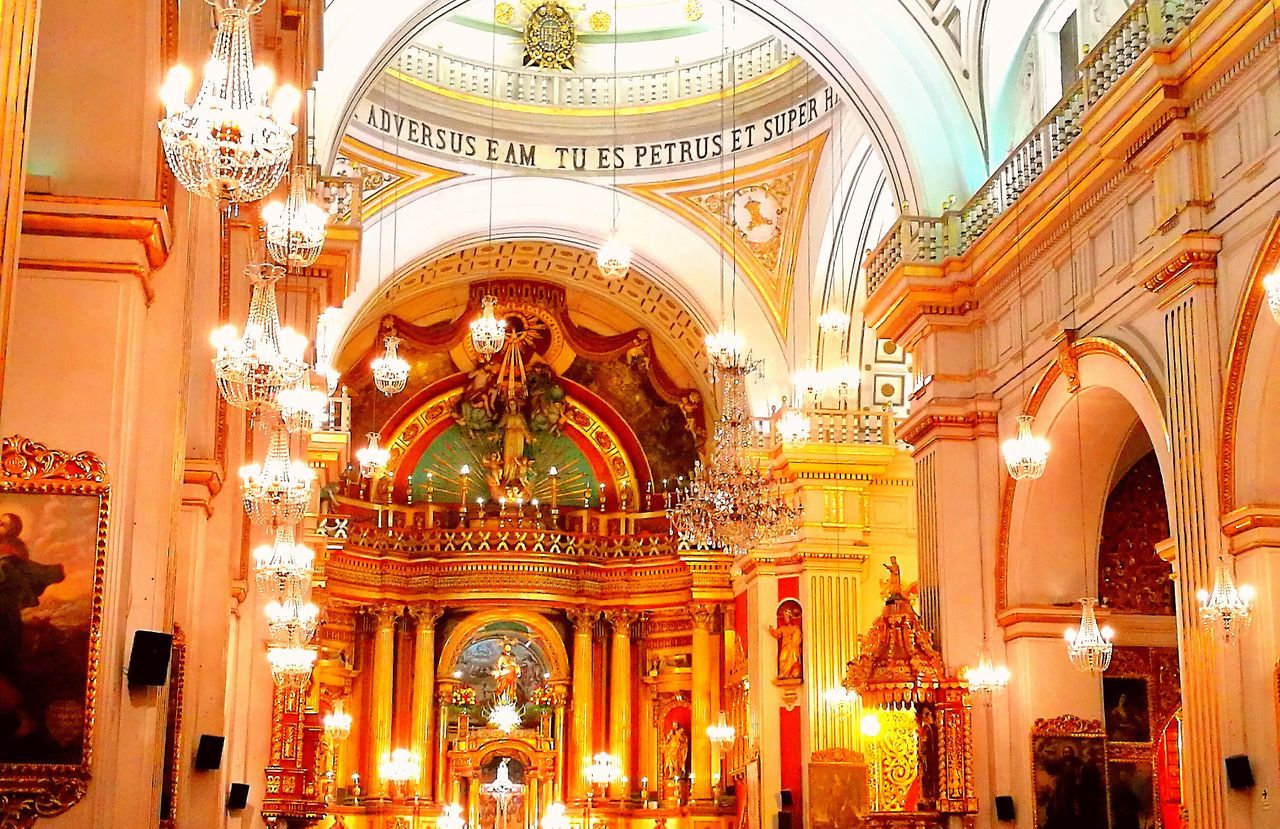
[568, 607, 597, 799]
[689, 604, 714, 800]
[605, 609, 636, 797]
[638, 685, 656, 796]
[370, 604, 398, 798]
[410, 602, 443, 798]
[436, 682, 454, 802]
[1148, 245, 1233, 828]
[0, 0, 40, 399]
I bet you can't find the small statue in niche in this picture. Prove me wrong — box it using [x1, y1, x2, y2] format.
[491, 640, 522, 703]
[769, 601, 803, 681]
[661, 722, 690, 781]
[881, 555, 904, 601]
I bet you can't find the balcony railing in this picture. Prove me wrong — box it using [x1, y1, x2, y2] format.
[865, 0, 1211, 295]
[392, 37, 798, 110]
[752, 406, 898, 450]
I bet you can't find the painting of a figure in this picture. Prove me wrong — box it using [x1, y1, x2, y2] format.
[1109, 759, 1156, 829]
[0, 492, 100, 765]
[1104, 677, 1151, 743]
[1032, 732, 1107, 829]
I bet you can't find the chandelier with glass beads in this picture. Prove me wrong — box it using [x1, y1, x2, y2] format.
[158, 0, 298, 203]
[470, 294, 507, 357]
[356, 432, 390, 476]
[704, 326, 745, 369]
[372, 336, 410, 396]
[776, 401, 811, 446]
[1197, 558, 1255, 643]
[211, 263, 308, 413]
[266, 596, 320, 645]
[596, 235, 632, 280]
[263, 165, 327, 269]
[240, 425, 314, 526]
[323, 702, 353, 743]
[962, 646, 1011, 695]
[253, 526, 314, 600]
[267, 638, 318, 691]
[1002, 413, 1049, 480]
[671, 352, 801, 552]
[314, 308, 342, 395]
[817, 307, 851, 334]
[706, 711, 736, 748]
[1064, 598, 1114, 673]
[279, 375, 328, 433]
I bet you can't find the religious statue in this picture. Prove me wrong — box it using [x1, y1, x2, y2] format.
[482, 758, 525, 829]
[491, 641, 522, 702]
[661, 723, 689, 782]
[769, 602, 803, 681]
[500, 398, 533, 487]
[882, 556, 903, 601]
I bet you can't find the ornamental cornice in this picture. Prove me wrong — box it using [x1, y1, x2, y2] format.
[1140, 244, 1219, 295]
[897, 408, 999, 449]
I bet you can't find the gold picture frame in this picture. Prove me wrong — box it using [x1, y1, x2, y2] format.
[1030, 715, 1108, 829]
[0, 435, 109, 828]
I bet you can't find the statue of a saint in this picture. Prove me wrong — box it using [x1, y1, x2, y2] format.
[768, 604, 803, 681]
[491, 642, 522, 702]
[661, 723, 689, 781]
[499, 398, 533, 487]
[882, 555, 903, 600]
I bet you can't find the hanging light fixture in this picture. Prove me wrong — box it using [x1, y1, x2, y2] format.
[470, 294, 507, 357]
[704, 326, 745, 369]
[371, 336, 410, 396]
[706, 711, 736, 748]
[817, 308, 851, 334]
[211, 263, 308, 413]
[314, 307, 341, 395]
[1264, 272, 1280, 324]
[265, 596, 320, 646]
[1197, 557, 1255, 643]
[595, 235, 632, 280]
[822, 686, 859, 711]
[356, 432, 390, 476]
[962, 645, 1011, 696]
[158, 1, 298, 203]
[323, 701, 353, 743]
[263, 165, 327, 268]
[380, 749, 421, 788]
[776, 400, 811, 446]
[1002, 414, 1049, 480]
[279, 375, 329, 433]
[253, 525, 314, 600]
[267, 641, 317, 690]
[240, 424, 314, 526]
[1064, 598, 1114, 673]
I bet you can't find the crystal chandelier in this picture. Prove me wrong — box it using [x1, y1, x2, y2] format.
[1064, 598, 1114, 673]
[323, 702, 353, 743]
[595, 235, 632, 279]
[584, 753, 621, 787]
[821, 363, 859, 393]
[486, 701, 523, 733]
[267, 641, 316, 690]
[1196, 558, 1255, 643]
[704, 326, 745, 369]
[1002, 413, 1049, 480]
[279, 375, 328, 433]
[791, 363, 826, 401]
[241, 425, 314, 526]
[470, 294, 507, 357]
[776, 402, 811, 446]
[963, 646, 1011, 695]
[211, 263, 307, 413]
[263, 165, 327, 269]
[158, 1, 297, 202]
[356, 432, 390, 476]
[1264, 272, 1280, 324]
[314, 308, 342, 395]
[817, 308, 851, 334]
[671, 355, 802, 552]
[380, 748, 421, 786]
[822, 686, 859, 711]
[252, 525, 314, 599]
[265, 596, 320, 645]
[371, 336, 410, 396]
[706, 711, 736, 748]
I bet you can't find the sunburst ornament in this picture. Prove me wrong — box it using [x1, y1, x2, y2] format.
[487, 701, 523, 733]
[523, 1, 578, 69]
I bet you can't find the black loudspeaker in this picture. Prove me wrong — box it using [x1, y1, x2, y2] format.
[194, 735, 225, 771]
[126, 630, 172, 687]
[1226, 755, 1255, 790]
[779, 789, 794, 808]
[776, 813, 793, 829]
[994, 795, 1016, 821]
[226, 783, 250, 811]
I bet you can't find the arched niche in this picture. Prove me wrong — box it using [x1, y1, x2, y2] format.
[999, 338, 1171, 610]
[438, 608, 571, 683]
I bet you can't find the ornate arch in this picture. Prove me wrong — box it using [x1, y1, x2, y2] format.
[1218, 214, 1280, 516]
[996, 336, 1169, 611]
[438, 608, 571, 681]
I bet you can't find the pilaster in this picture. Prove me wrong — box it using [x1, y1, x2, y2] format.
[410, 602, 443, 798]
[369, 604, 399, 798]
[689, 603, 715, 800]
[605, 609, 637, 798]
[568, 607, 597, 800]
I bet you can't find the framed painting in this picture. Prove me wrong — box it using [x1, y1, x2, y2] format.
[0, 436, 109, 826]
[1104, 675, 1152, 743]
[1031, 715, 1108, 829]
[1108, 756, 1157, 829]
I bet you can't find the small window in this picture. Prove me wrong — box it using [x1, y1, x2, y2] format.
[1058, 11, 1080, 94]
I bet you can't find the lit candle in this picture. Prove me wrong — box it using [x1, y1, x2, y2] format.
[548, 466, 559, 510]
[459, 464, 471, 512]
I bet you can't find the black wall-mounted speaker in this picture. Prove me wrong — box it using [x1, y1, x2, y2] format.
[126, 630, 172, 687]
[226, 783, 250, 811]
[194, 735, 225, 771]
[1226, 755, 1255, 790]
[776, 813, 792, 829]
[779, 789, 794, 808]
[994, 795, 1016, 821]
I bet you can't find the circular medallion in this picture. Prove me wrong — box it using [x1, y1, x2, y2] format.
[731, 187, 782, 244]
[588, 10, 611, 32]
[524, 1, 578, 70]
[494, 1, 516, 25]
[684, 0, 704, 22]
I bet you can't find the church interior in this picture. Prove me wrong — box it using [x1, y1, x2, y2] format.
[2, 0, 1280, 827]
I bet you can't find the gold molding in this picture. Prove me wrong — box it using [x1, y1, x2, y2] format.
[337, 136, 463, 221]
[21, 195, 171, 270]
